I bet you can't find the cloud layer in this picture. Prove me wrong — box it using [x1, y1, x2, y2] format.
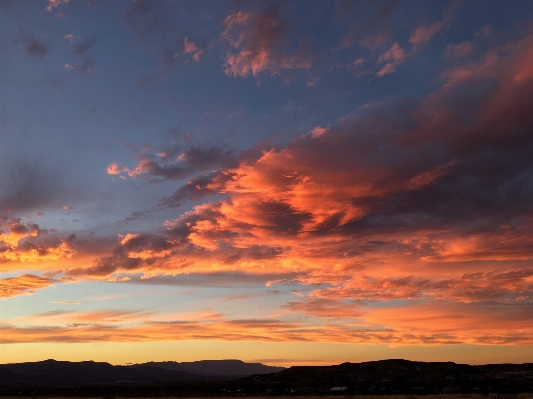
[2, 1, 533, 353]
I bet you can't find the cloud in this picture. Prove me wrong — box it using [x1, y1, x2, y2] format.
[444, 41, 473, 58]
[47, 29, 533, 345]
[63, 34, 80, 43]
[376, 42, 405, 76]
[475, 25, 493, 38]
[107, 141, 237, 183]
[124, 0, 173, 40]
[64, 58, 95, 74]
[335, 0, 398, 51]
[182, 37, 207, 62]
[123, 1, 210, 70]
[409, 20, 446, 46]
[0, 218, 42, 248]
[221, 7, 314, 78]
[12, 31, 49, 58]
[0, 218, 76, 264]
[283, 298, 362, 318]
[308, 269, 533, 303]
[160, 35, 211, 66]
[72, 36, 97, 56]
[409, 4, 456, 46]
[97, 29, 533, 285]
[25, 36, 49, 57]
[120, 271, 299, 288]
[0, 274, 58, 298]
[2, 304, 532, 345]
[158, 172, 234, 208]
[0, 160, 69, 213]
[42, 77, 64, 88]
[45, 0, 68, 12]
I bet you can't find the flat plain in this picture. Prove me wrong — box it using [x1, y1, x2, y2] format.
[3, 395, 533, 399]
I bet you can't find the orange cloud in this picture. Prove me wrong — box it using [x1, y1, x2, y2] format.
[0, 219, 76, 264]
[308, 269, 533, 303]
[0, 274, 71, 298]
[2, 305, 531, 345]
[6, 29, 533, 348]
[78, 22, 533, 288]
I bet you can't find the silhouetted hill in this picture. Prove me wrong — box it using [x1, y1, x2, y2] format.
[134, 359, 283, 377]
[0, 359, 199, 387]
[1, 359, 532, 396]
[230, 359, 533, 395]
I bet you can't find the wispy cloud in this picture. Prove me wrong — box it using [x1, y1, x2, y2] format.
[60, 30, 533, 343]
[2, 304, 532, 345]
[45, 0, 68, 12]
[221, 7, 313, 78]
[12, 31, 49, 58]
[64, 58, 96, 74]
[0, 274, 72, 298]
[107, 139, 237, 184]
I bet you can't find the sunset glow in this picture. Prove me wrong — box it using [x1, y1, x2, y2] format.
[1, 0, 532, 366]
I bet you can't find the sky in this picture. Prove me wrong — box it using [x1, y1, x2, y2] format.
[1, 0, 533, 367]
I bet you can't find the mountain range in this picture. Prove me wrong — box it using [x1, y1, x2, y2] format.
[1, 359, 531, 396]
[0, 359, 281, 387]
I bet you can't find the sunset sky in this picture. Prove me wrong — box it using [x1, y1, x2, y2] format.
[1, 0, 533, 366]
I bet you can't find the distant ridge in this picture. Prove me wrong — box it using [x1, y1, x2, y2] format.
[0, 359, 199, 386]
[235, 359, 533, 395]
[1, 359, 532, 396]
[0, 359, 282, 389]
[133, 359, 284, 376]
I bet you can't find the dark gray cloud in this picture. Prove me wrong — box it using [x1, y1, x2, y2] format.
[0, 161, 65, 213]
[12, 31, 49, 58]
[72, 36, 97, 56]
[42, 77, 64, 88]
[334, 0, 399, 50]
[25, 36, 48, 57]
[120, 210, 151, 224]
[122, 271, 299, 288]
[159, 172, 234, 208]
[110, 141, 237, 183]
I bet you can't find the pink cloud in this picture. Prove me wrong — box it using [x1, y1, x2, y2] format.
[183, 37, 198, 54]
[14, 29, 532, 346]
[180, 37, 206, 62]
[410, 20, 447, 45]
[334, 1, 398, 51]
[92, 30, 533, 287]
[45, 0, 68, 12]
[106, 162, 126, 175]
[376, 42, 405, 76]
[221, 8, 313, 78]
[475, 25, 493, 38]
[444, 41, 474, 58]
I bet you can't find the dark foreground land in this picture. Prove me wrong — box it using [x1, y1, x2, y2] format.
[1, 359, 532, 396]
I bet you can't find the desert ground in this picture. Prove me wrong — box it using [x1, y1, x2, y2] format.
[3, 395, 533, 399]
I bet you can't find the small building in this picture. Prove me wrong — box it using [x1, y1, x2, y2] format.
[330, 386, 348, 391]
